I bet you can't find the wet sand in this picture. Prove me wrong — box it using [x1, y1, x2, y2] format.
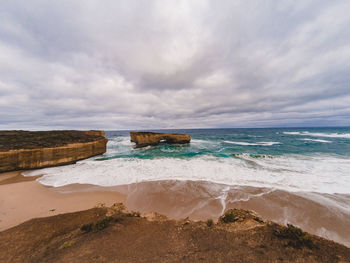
[0, 170, 42, 185]
[1, 171, 349, 247]
[53, 180, 350, 247]
[0, 171, 125, 231]
[121, 180, 350, 247]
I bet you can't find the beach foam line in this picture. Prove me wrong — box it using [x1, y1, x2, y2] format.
[23, 154, 350, 194]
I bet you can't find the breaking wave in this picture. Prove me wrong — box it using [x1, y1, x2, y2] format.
[301, 138, 332, 143]
[223, 141, 280, 146]
[23, 154, 350, 194]
[283, 131, 350, 139]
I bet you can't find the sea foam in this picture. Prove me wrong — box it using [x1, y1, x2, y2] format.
[23, 154, 350, 194]
[283, 131, 350, 139]
[223, 141, 280, 146]
[301, 138, 332, 143]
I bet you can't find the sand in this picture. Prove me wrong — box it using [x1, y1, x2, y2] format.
[0, 171, 125, 231]
[1, 171, 349, 248]
[121, 180, 350, 247]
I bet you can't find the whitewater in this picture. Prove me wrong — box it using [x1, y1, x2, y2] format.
[24, 127, 350, 194]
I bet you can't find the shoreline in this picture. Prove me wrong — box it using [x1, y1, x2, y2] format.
[0, 171, 125, 231]
[1, 171, 349, 248]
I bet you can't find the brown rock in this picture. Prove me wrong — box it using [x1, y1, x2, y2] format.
[130, 131, 191, 148]
[0, 130, 108, 172]
[1, 206, 349, 262]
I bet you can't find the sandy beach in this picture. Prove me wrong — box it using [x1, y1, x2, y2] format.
[1, 175, 350, 262]
[1, 170, 349, 248]
[0, 171, 125, 231]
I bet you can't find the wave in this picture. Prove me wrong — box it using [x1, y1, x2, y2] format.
[283, 131, 350, 139]
[190, 139, 219, 147]
[282, 132, 300, 135]
[23, 154, 350, 194]
[108, 136, 132, 145]
[191, 139, 212, 144]
[301, 138, 332, 143]
[224, 140, 280, 146]
[259, 141, 281, 146]
[224, 141, 258, 146]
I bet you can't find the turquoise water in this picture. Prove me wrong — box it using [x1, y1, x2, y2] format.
[102, 127, 350, 160]
[25, 127, 350, 193]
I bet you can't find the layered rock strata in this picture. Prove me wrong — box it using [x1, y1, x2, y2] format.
[0, 130, 107, 172]
[130, 132, 191, 148]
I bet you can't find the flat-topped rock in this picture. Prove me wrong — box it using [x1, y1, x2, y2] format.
[0, 130, 108, 172]
[130, 132, 191, 148]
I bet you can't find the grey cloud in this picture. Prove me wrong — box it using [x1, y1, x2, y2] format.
[0, 0, 350, 130]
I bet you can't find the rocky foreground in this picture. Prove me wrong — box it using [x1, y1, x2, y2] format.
[0, 130, 107, 172]
[0, 205, 349, 263]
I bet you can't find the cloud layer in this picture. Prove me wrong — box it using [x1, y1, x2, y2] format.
[1, 0, 350, 130]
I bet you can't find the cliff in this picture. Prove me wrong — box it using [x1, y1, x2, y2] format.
[81, 130, 105, 137]
[130, 131, 191, 147]
[0, 130, 108, 172]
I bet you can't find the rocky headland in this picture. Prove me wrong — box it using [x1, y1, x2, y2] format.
[0, 204, 349, 263]
[0, 130, 108, 172]
[130, 131, 191, 148]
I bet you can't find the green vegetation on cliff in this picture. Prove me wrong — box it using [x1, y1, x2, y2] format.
[0, 130, 104, 151]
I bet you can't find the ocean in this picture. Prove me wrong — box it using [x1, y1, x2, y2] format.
[24, 127, 350, 246]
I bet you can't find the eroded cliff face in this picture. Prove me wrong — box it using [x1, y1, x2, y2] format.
[130, 132, 191, 148]
[0, 130, 108, 172]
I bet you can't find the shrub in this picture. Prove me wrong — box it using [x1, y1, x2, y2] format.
[81, 216, 115, 233]
[95, 217, 113, 231]
[219, 209, 263, 224]
[206, 219, 214, 227]
[274, 224, 315, 249]
[81, 223, 93, 232]
[220, 211, 237, 223]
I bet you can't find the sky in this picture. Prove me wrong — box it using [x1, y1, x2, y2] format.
[1, 0, 350, 130]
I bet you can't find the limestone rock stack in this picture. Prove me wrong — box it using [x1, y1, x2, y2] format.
[130, 132, 191, 148]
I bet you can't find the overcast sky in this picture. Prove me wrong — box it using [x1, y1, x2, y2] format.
[1, 0, 350, 130]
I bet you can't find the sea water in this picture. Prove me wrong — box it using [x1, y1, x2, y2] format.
[23, 127, 350, 246]
[25, 127, 350, 193]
